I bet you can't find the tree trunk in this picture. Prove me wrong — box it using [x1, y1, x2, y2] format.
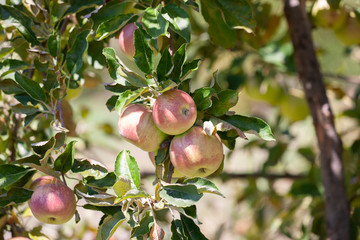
[283, 0, 349, 239]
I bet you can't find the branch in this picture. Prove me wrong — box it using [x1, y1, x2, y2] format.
[9, 113, 20, 162]
[283, 1, 349, 239]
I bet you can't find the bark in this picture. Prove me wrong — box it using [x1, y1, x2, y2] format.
[283, 1, 349, 239]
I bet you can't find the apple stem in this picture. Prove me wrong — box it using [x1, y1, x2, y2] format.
[61, 173, 68, 186]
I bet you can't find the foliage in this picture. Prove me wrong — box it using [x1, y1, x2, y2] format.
[0, 0, 359, 239]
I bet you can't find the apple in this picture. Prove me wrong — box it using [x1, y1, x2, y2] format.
[119, 22, 137, 58]
[118, 104, 167, 152]
[30, 176, 63, 190]
[8, 237, 31, 240]
[148, 152, 183, 178]
[29, 181, 76, 224]
[152, 89, 197, 135]
[169, 126, 223, 178]
[280, 94, 309, 122]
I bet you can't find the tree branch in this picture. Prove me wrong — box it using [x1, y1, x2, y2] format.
[283, 1, 349, 239]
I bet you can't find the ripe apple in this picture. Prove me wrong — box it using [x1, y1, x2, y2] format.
[30, 176, 62, 190]
[152, 89, 197, 135]
[29, 181, 76, 224]
[118, 104, 167, 152]
[119, 23, 137, 58]
[8, 238, 31, 240]
[148, 152, 183, 178]
[169, 126, 223, 178]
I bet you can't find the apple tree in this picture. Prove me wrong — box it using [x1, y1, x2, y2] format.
[0, 0, 359, 239]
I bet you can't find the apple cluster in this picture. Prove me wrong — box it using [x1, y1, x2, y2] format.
[117, 89, 224, 178]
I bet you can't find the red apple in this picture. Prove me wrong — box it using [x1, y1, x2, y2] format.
[152, 89, 197, 135]
[118, 104, 167, 152]
[119, 23, 137, 58]
[9, 238, 31, 240]
[30, 176, 62, 190]
[169, 126, 223, 177]
[29, 181, 76, 224]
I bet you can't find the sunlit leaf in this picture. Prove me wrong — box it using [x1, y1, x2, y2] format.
[161, 4, 191, 42]
[114, 150, 141, 189]
[96, 211, 125, 240]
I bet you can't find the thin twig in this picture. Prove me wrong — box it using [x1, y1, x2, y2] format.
[9, 113, 20, 162]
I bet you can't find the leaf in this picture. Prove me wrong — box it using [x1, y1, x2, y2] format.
[105, 95, 118, 112]
[95, 14, 133, 41]
[114, 189, 149, 204]
[180, 214, 208, 239]
[31, 137, 55, 155]
[159, 184, 203, 208]
[183, 177, 225, 197]
[13, 72, 46, 102]
[0, 187, 33, 207]
[76, 190, 115, 206]
[96, 211, 125, 240]
[83, 204, 123, 216]
[85, 172, 117, 189]
[103, 47, 121, 79]
[131, 212, 154, 238]
[48, 32, 60, 57]
[143, 6, 169, 38]
[65, 0, 103, 15]
[210, 117, 247, 139]
[0, 47, 14, 59]
[217, 0, 256, 33]
[161, 4, 191, 42]
[207, 89, 239, 116]
[0, 79, 24, 95]
[114, 150, 141, 189]
[0, 59, 29, 77]
[290, 179, 321, 197]
[327, 0, 340, 9]
[115, 88, 148, 114]
[200, 0, 236, 48]
[11, 104, 40, 116]
[171, 219, 187, 240]
[54, 140, 76, 174]
[134, 26, 154, 74]
[192, 87, 215, 111]
[170, 43, 186, 82]
[71, 158, 108, 174]
[0, 5, 40, 45]
[66, 29, 90, 74]
[223, 115, 275, 141]
[181, 59, 201, 79]
[157, 47, 172, 80]
[90, 1, 130, 28]
[113, 177, 132, 197]
[0, 164, 33, 189]
[104, 83, 137, 93]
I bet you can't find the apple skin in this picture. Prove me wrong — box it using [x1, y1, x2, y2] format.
[30, 176, 63, 190]
[118, 104, 167, 152]
[169, 126, 223, 178]
[152, 89, 197, 135]
[29, 182, 76, 224]
[9, 237, 31, 240]
[148, 152, 183, 178]
[119, 23, 137, 58]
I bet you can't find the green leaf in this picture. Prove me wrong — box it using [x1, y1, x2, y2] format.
[171, 219, 187, 240]
[71, 158, 108, 175]
[170, 43, 186, 82]
[180, 214, 208, 239]
[114, 189, 149, 204]
[90, 1, 130, 29]
[223, 115, 275, 141]
[0, 187, 33, 207]
[0, 59, 29, 77]
[54, 140, 76, 174]
[104, 83, 137, 93]
[95, 14, 133, 41]
[200, 0, 236, 48]
[183, 177, 224, 197]
[113, 177, 132, 197]
[66, 29, 90, 74]
[217, 0, 255, 33]
[0, 47, 15, 59]
[143, 7, 169, 38]
[96, 211, 125, 240]
[31, 137, 55, 155]
[0, 79, 24, 95]
[106, 95, 118, 112]
[115, 88, 148, 114]
[103, 47, 121, 80]
[44, 70, 58, 92]
[327, 0, 340, 9]
[48, 32, 60, 57]
[65, 0, 103, 15]
[14, 72, 46, 102]
[161, 4, 191, 42]
[114, 150, 141, 189]
[134, 26, 154, 74]
[83, 205, 123, 216]
[85, 173, 117, 189]
[157, 47, 172, 80]
[131, 212, 154, 238]
[0, 164, 33, 189]
[207, 89, 239, 116]
[290, 179, 321, 197]
[0, 5, 40, 45]
[192, 87, 215, 111]
[76, 190, 115, 206]
[181, 59, 201, 79]
[159, 184, 203, 208]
